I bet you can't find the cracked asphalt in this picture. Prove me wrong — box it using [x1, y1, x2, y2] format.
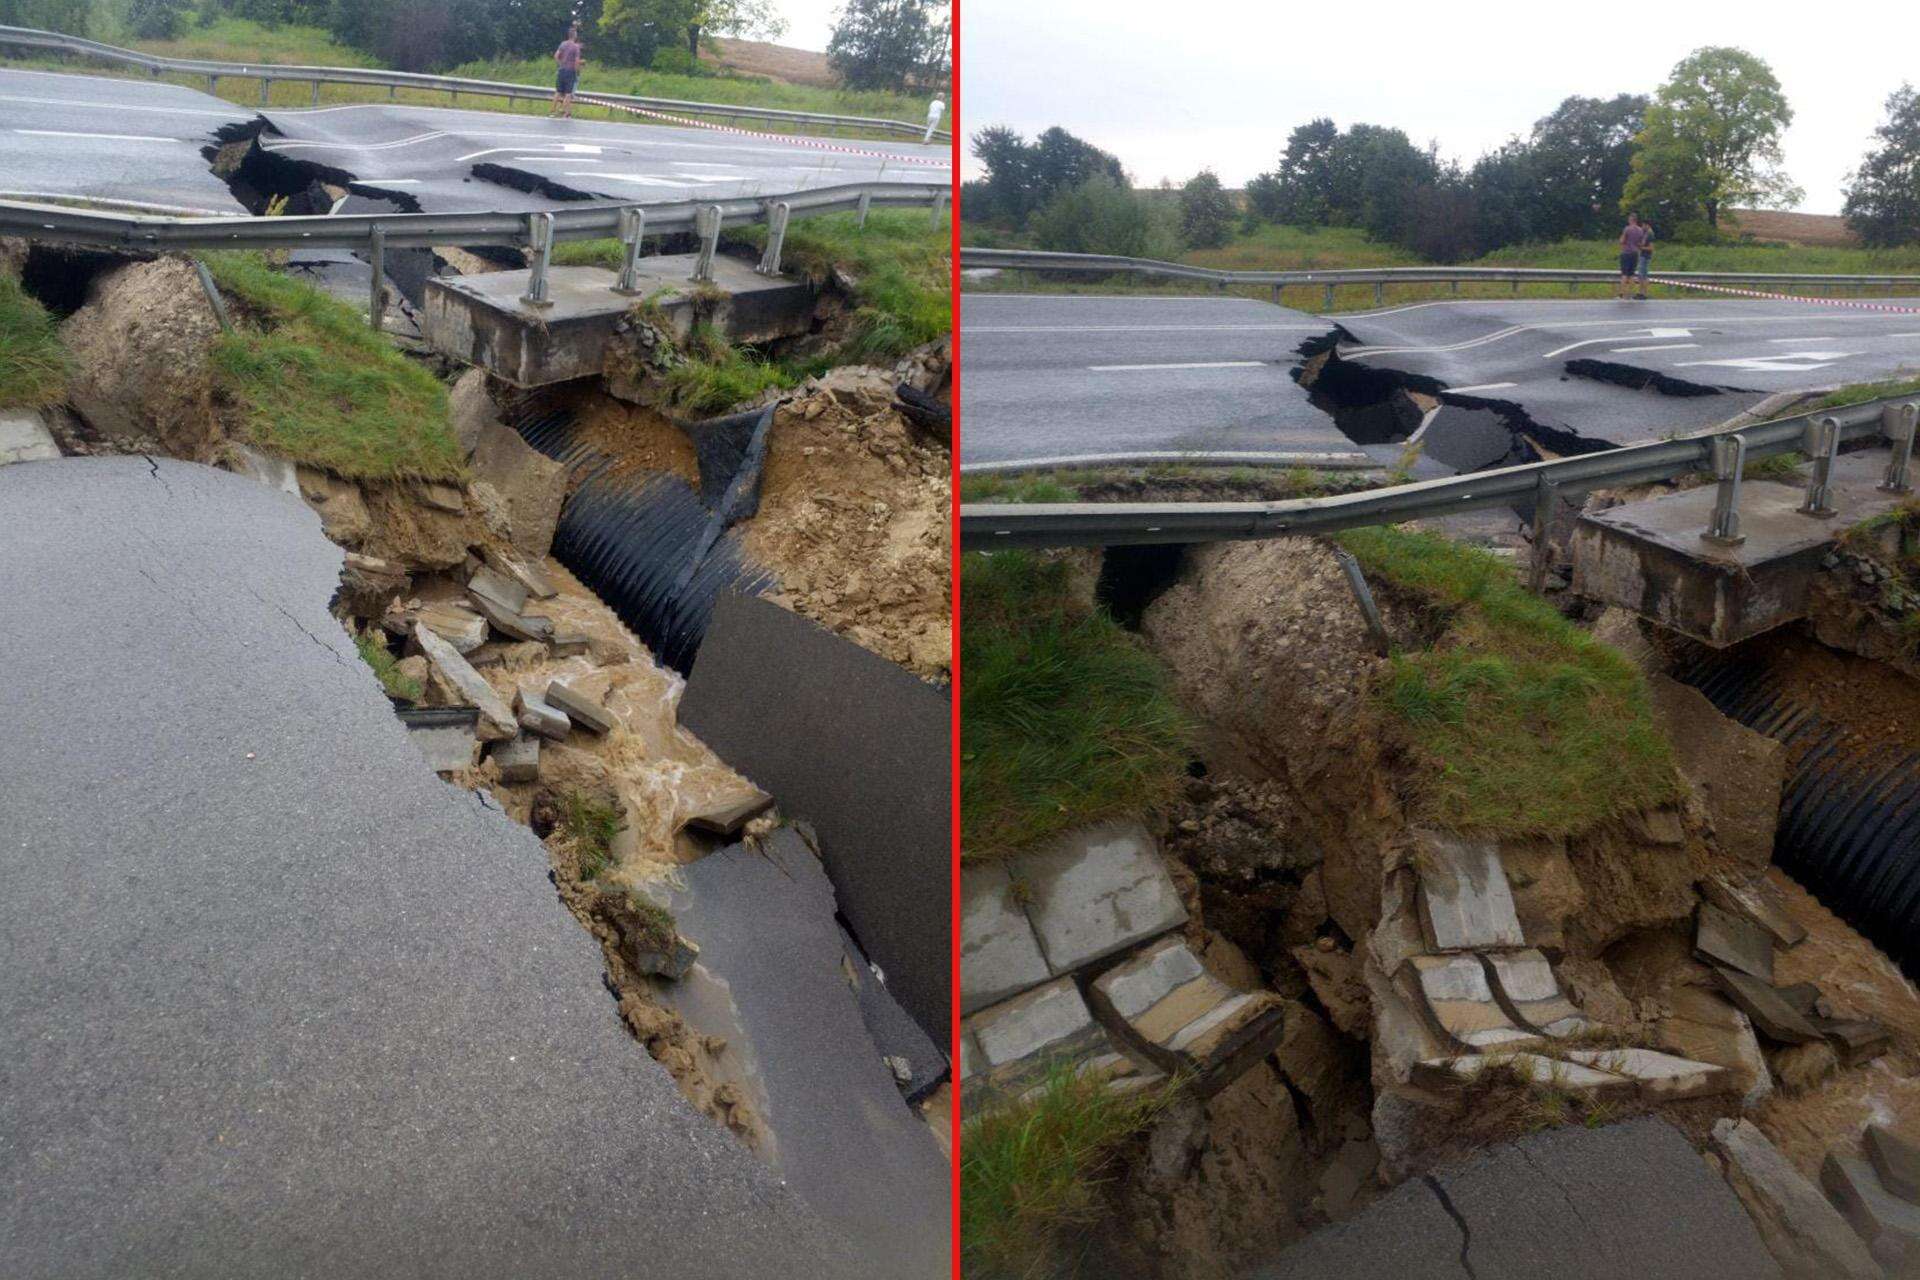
[0, 456, 866, 1280]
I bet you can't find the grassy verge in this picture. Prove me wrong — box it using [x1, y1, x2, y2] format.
[659, 323, 799, 414]
[452, 55, 933, 124]
[960, 1064, 1175, 1280]
[961, 552, 1190, 861]
[0, 273, 72, 410]
[960, 464, 1366, 505]
[731, 210, 950, 361]
[1813, 376, 1920, 411]
[202, 253, 463, 482]
[1339, 525, 1680, 837]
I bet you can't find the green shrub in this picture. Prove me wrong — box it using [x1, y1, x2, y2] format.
[0, 273, 72, 410]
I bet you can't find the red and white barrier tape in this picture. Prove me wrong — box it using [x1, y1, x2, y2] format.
[577, 95, 948, 168]
[1649, 275, 1920, 315]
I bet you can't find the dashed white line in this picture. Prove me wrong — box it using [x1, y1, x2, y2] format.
[1087, 361, 1267, 371]
[1608, 343, 1699, 353]
[1445, 382, 1518, 393]
[13, 128, 176, 143]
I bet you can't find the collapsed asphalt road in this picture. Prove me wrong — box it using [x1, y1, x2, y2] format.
[0, 456, 877, 1280]
[0, 67, 949, 215]
[959, 290, 1920, 470]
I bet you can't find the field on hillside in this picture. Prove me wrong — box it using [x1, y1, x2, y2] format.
[1724, 208, 1859, 247]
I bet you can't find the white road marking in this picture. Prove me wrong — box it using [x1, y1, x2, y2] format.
[1445, 382, 1518, 393]
[1609, 343, 1699, 353]
[1345, 313, 1920, 359]
[1539, 328, 1693, 359]
[1891, 333, 1920, 339]
[452, 142, 607, 162]
[565, 171, 732, 186]
[1767, 336, 1833, 343]
[968, 324, 1325, 333]
[13, 128, 176, 143]
[1087, 361, 1267, 371]
[1674, 351, 1862, 373]
[0, 91, 239, 117]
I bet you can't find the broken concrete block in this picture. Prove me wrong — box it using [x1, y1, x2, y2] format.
[549, 630, 591, 658]
[1701, 873, 1808, 949]
[479, 545, 559, 600]
[1403, 954, 1536, 1052]
[1659, 985, 1772, 1110]
[1824, 1153, 1920, 1270]
[1367, 956, 1448, 1085]
[412, 623, 515, 740]
[0, 410, 61, 465]
[1712, 967, 1823, 1045]
[1821, 1019, 1891, 1068]
[1867, 1125, 1920, 1206]
[546, 679, 616, 735]
[681, 786, 774, 837]
[1005, 820, 1187, 974]
[967, 976, 1118, 1101]
[1413, 831, 1524, 951]
[1482, 949, 1588, 1037]
[960, 863, 1051, 1014]
[469, 590, 555, 645]
[403, 602, 489, 654]
[514, 687, 571, 742]
[1561, 1047, 1727, 1102]
[1087, 936, 1286, 1093]
[1411, 1053, 1633, 1099]
[1710, 1119, 1881, 1280]
[1696, 902, 1776, 982]
[398, 706, 479, 772]
[491, 732, 539, 784]
[467, 563, 530, 616]
[467, 640, 549, 668]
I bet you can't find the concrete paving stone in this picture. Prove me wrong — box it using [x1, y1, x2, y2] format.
[489, 731, 540, 783]
[971, 976, 1104, 1070]
[681, 785, 775, 837]
[1412, 1052, 1635, 1098]
[1561, 1048, 1727, 1102]
[421, 481, 465, 513]
[1697, 902, 1776, 981]
[549, 675, 614, 736]
[398, 707, 480, 772]
[958, 1028, 983, 1082]
[677, 593, 950, 1042]
[1820, 1018, 1892, 1068]
[470, 590, 555, 644]
[838, 925, 949, 1105]
[549, 629, 591, 657]
[1711, 1118, 1880, 1280]
[1824, 1153, 1920, 1269]
[663, 829, 951, 1278]
[414, 622, 516, 739]
[1702, 873, 1809, 948]
[479, 544, 559, 599]
[960, 862, 1051, 1014]
[1007, 819, 1188, 974]
[466, 563, 530, 616]
[1867, 1124, 1920, 1205]
[0, 456, 868, 1280]
[1414, 830, 1525, 951]
[1659, 985, 1773, 1110]
[1405, 954, 1536, 1052]
[407, 601, 489, 654]
[1090, 934, 1209, 1022]
[1712, 967, 1824, 1044]
[513, 686, 572, 741]
[0, 409, 60, 465]
[1482, 949, 1583, 1034]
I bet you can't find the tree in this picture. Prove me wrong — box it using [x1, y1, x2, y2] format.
[1031, 176, 1178, 259]
[1264, 117, 1341, 224]
[827, 0, 949, 93]
[1179, 170, 1233, 249]
[686, 0, 786, 58]
[1466, 141, 1537, 254]
[599, 0, 696, 66]
[966, 124, 1125, 228]
[0, 0, 89, 33]
[128, 0, 191, 38]
[1624, 46, 1801, 229]
[1844, 84, 1920, 248]
[1527, 94, 1647, 240]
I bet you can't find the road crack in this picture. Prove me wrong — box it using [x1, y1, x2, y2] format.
[1423, 1174, 1479, 1280]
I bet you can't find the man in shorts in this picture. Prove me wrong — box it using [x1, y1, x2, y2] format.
[552, 24, 584, 119]
[1617, 212, 1650, 300]
[1634, 220, 1655, 299]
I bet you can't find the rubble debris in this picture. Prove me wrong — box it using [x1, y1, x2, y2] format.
[397, 706, 479, 772]
[1711, 968, 1824, 1045]
[681, 787, 775, 837]
[1088, 935, 1288, 1093]
[467, 640, 548, 668]
[1657, 986, 1772, 1110]
[549, 629, 591, 657]
[546, 679, 615, 735]
[1413, 831, 1525, 951]
[1709, 1118, 1880, 1280]
[479, 543, 558, 600]
[420, 482, 464, 513]
[467, 563, 530, 615]
[1823, 1153, 1920, 1270]
[1006, 820, 1189, 974]
[1868, 1125, 1920, 1205]
[1560, 1048, 1727, 1103]
[1820, 1018, 1891, 1067]
[1702, 873, 1808, 950]
[412, 623, 515, 739]
[1402, 954, 1537, 1052]
[0, 409, 60, 465]
[491, 732, 540, 784]
[1411, 1052, 1634, 1099]
[1481, 950, 1591, 1037]
[390, 600, 487, 654]
[1697, 903, 1777, 982]
[469, 590, 555, 644]
[514, 686, 571, 741]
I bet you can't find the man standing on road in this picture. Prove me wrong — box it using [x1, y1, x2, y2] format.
[1635, 220, 1656, 300]
[1617, 212, 1651, 300]
[552, 24, 584, 119]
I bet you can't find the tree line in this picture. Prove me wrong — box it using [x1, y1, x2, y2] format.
[966, 46, 1920, 260]
[1, 0, 950, 90]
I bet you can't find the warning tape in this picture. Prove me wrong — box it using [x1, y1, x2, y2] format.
[1649, 275, 1920, 315]
[577, 95, 949, 168]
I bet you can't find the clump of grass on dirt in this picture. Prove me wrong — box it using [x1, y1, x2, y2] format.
[354, 629, 422, 701]
[732, 209, 950, 361]
[961, 552, 1191, 861]
[0, 273, 72, 410]
[1743, 450, 1804, 482]
[1338, 525, 1680, 837]
[201, 253, 463, 482]
[961, 1063, 1177, 1280]
[558, 790, 625, 881]
[660, 323, 800, 414]
[1813, 376, 1920, 411]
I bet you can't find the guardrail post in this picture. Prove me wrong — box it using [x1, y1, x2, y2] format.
[260, 76, 270, 106]
[311, 79, 320, 106]
[1799, 416, 1840, 517]
[208, 73, 218, 93]
[931, 189, 948, 228]
[757, 201, 790, 276]
[1528, 474, 1560, 594]
[856, 191, 872, 229]
[367, 225, 386, 330]
[1372, 282, 1383, 307]
[1702, 434, 1748, 547]
[388, 83, 397, 101]
[521, 212, 555, 308]
[1511, 279, 1519, 295]
[1332, 548, 1392, 657]
[1881, 402, 1918, 494]
[1271, 284, 1282, 305]
[612, 207, 647, 295]
[1450, 279, 1459, 295]
[692, 204, 721, 283]
[1323, 282, 1334, 311]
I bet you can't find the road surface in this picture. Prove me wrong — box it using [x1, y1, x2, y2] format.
[0, 67, 948, 215]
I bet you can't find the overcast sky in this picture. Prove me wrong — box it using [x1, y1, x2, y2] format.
[771, 0, 843, 52]
[957, 0, 1914, 214]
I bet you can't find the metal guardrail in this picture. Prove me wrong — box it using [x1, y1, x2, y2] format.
[0, 24, 951, 142]
[960, 247, 1920, 308]
[959, 394, 1920, 551]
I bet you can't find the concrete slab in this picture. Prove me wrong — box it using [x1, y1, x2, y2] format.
[1821, 1018, 1892, 1067]
[467, 563, 530, 615]
[398, 706, 480, 772]
[1562, 1048, 1727, 1102]
[0, 455, 863, 1280]
[1414, 831, 1524, 951]
[513, 686, 571, 741]
[423, 256, 816, 388]
[1008, 820, 1188, 974]
[1868, 1124, 1920, 1205]
[414, 622, 516, 739]
[470, 590, 555, 644]
[0, 409, 60, 465]
[1824, 1153, 1920, 1269]
[966, 976, 1124, 1105]
[1405, 954, 1536, 1052]
[1713, 967, 1824, 1044]
[406, 601, 489, 653]
[1482, 950, 1584, 1035]
[960, 862, 1051, 1014]
[1696, 903, 1776, 981]
[1572, 451, 1909, 646]
[1659, 985, 1772, 1110]
[678, 593, 949, 1041]
[1702, 872, 1808, 949]
[1088, 936, 1287, 1091]
[490, 731, 540, 783]
[1711, 1119, 1880, 1280]
[1412, 1053, 1634, 1098]
[546, 678, 615, 735]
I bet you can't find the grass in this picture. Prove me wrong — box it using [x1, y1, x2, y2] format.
[961, 552, 1191, 861]
[0, 272, 72, 410]
[201, 253, 463, 482]
[1, 17, 934, 137]
[354, 628, 422, 701]
[960, 1063, 1177, 1280]
[1744, 451, 1804, 482]
[1813, 376, 1920, 411]
[959, 464, 1350, 505]
[559, 790, 624, 881]
[659, 323, 799, 414]
[1338, 525, 1681, 837]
